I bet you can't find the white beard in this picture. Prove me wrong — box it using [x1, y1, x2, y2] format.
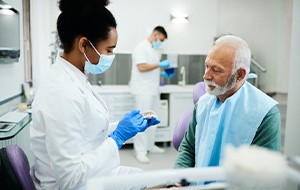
[204, 73, 237, 96]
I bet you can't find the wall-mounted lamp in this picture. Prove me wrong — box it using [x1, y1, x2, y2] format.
[0, 4, 12, 9]
[170, 13, 189, 24]
[0, 1, 15, 15]
[0, 9, 15, 15]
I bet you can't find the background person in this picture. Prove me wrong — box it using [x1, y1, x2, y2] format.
[129, 26, 170, 163]
[30, 0, 159, 189]
[174, 35, 281, 174]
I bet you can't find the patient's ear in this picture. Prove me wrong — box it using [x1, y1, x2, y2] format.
[236, 68, 247, 82]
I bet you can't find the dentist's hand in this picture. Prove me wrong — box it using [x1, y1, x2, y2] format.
[159, 60, 170, 67]
[145, 117, 160, 129]
[109, 110, 159, 149]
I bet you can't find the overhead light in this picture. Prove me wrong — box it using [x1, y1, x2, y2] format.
[0, 9, 15, 15]
[0, 4, 12, 9]
[170, 13, 189, 24]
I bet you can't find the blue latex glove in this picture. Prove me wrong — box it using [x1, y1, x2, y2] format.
[159, 60, 170, 67]
[109, 110, 157, 149]
[145, 117, 160, 128]
[162, 71, 175, 78]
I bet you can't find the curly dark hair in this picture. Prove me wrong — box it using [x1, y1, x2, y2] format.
[57, 0, 117, 53]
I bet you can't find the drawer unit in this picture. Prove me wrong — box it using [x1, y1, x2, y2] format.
[101, 93, 135, 123]
[105, 94, 135, 103]
[101, 93, 171, 143]
[94, 85, 195, 143]
[154, 127, 171, 142]
[109, 111, 128, 123]
[169, 93, 194, 140]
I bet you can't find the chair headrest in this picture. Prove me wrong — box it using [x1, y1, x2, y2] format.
[193, 82, 206, 104]
[173, 108, 194, 150]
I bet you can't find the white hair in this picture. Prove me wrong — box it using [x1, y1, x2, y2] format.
[215, 35, 251, 75]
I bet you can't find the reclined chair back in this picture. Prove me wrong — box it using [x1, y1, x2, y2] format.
[173, 82, 206, 150]
[0, 144, 35, 190]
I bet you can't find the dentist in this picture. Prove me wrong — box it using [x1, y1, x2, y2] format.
[30, 0, 159, 189]
[129, 26, 169, 163]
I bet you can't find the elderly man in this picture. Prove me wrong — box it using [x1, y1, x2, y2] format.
[174, 35, 281, 169]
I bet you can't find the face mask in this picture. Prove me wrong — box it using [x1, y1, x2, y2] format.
[152, 39, 162, 49]
[84, 41, 115, 74]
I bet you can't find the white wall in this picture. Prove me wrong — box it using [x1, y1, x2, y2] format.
[284, 0, 300, 157]
[107, 0, 218, 54]
[284, 1, 300, 189]
[32, 0, 218, 89]
[217, 0, 291, 93]
[46, 0, 218, 55]
[0, 0, 24, 102]
[31, 0, 292, 93]
[276, 0, 292, 93]
[30, 0, 53, 92]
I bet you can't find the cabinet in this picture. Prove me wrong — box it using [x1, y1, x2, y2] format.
[101, 93, 135, 123]
[100, 92, 170, 143]
[94, 85, 194, 143]
[168, 93, 194, 141]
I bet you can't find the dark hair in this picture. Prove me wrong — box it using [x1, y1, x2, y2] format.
[57, 0, 117, 53]
[153, 26, 168, 39]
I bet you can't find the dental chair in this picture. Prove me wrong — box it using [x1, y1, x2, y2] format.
[0, 144, 35, 190]
[172, 81, 206, 150]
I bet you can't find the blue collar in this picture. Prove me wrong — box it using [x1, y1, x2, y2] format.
[195, 82, 277, 169]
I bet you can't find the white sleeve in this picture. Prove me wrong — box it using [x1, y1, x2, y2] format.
[133, 45, 147, 65]
[42, 87, 120, 189]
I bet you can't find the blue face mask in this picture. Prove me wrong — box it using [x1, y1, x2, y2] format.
[84, 41, 115, 74]
[152, 39, 162, 49]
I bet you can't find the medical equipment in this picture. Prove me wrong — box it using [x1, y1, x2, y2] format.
[87, 167, 226, 190]
[0, 123, 16, 132]
[142, 110, 157, 118]
[162, 68, 175, 78]
[142, 110, 161, 131]
[87, 146, 300, 190]
[164, 68, 175, 75]
[0, 111, 28, 123]
[178, 66, 186, 86]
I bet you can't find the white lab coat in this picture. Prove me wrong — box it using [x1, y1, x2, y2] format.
[129, 39, 161, 95]
[30, 56, 141, 190]
[129, 39, 161, 155]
